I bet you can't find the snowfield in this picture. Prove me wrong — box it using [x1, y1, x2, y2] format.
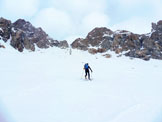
[0, 44, 162, 122]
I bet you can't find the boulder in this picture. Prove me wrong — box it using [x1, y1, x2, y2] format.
[88, 48, 97, 54]
[103, 54, 111, 58]
[88, 48, 106, 54]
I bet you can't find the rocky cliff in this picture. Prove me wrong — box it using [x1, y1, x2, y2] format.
[1, 17, 162, 61]
[0, 17, 69, 52]
[71, 21, 162, 60]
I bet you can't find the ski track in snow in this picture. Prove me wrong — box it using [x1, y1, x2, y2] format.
[0, 46, 162, 122]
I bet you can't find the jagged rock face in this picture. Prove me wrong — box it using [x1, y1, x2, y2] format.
[71, 20, 162, 60]
[86, 27, 113, 47]
[0, 18, 69, 52]
[11, 19, 53, 51]
[112, 31, 141, 52]
[1, 17, 162, 60]
[71, 28, 141, 52]
[71, 38, 88, 50]
[146, 20, 162, 59]
[71, 27, 114, 51]
[10, 30, 27, 52]
[0, 17, 12, 42]
[151, 21, 162, 44]
[58, 40, 69, 49]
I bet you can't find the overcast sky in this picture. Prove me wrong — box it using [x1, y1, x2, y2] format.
[0, 0, 162, 41]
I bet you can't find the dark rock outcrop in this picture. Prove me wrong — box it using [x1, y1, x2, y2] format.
[71, 27, 113, 51]
[1, 17, 162, 60]
[0, 17, 69, 52]
[0, 17, 12, 42]
[58, 40, 69, 49]
[71, 20, 162, 60]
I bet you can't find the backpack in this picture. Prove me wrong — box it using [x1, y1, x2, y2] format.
[84, 64, 89, 69]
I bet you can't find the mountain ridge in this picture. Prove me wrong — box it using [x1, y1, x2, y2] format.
[1, 17, 162, 60]
[0, 17, 69, 52]
[71, 20, 162, 60]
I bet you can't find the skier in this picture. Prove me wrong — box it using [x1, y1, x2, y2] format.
[84, 63, 93, 80]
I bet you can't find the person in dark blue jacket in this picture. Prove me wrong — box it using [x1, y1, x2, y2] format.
[84, 63, 93, 80]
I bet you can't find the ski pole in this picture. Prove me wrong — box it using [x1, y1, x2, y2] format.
[91, 71, 93, 79]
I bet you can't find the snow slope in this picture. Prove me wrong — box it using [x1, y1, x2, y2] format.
[0, 45, 162, 122]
